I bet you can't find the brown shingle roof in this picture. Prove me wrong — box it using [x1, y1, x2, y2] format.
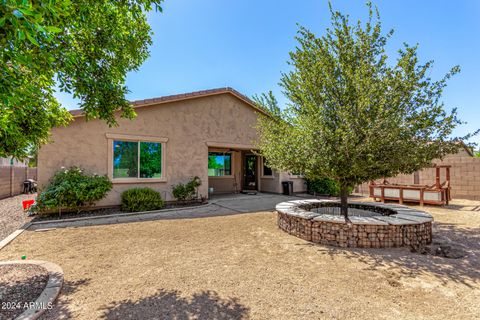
[68, 87, 266, 117]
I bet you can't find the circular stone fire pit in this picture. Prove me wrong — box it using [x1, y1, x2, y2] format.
[276, 200, 433, 248]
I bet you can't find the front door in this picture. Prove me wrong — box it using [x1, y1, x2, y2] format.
[243, 154, 257, 190]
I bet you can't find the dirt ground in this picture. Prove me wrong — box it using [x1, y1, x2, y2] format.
[0, 199, 479, 320]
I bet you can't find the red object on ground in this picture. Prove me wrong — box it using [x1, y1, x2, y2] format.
[22, 199, 35, 211]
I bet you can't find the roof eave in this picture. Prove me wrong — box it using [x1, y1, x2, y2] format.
[68, 87, 268, 118]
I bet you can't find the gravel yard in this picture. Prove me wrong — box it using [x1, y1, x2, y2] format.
[0, 194, 35, 242]
[0, 263, 49, 320]
[0, 198, 478, 319]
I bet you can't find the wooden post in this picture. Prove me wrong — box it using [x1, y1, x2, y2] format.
[446, 167, 451, 202]
[380, 187, 385, 203]
[399, 188, 404, 205]
[420, 188, 424, 206]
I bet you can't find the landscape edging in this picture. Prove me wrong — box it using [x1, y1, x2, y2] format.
[30, 202, 211, 225]
[0, 222, 32, 251]
[0, 203, 211, 251]
[0, 260, 63, 320]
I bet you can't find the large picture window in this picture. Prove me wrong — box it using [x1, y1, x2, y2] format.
[113, 141, 162, 179]
[208, 152, 232, 176]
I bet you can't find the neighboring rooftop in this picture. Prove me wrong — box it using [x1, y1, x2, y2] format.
[69, 87, 262, 117]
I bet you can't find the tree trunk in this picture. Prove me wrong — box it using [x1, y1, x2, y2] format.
[340, 184, 349, 220]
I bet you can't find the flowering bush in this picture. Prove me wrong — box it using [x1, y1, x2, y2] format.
[32, 167, 112, 216]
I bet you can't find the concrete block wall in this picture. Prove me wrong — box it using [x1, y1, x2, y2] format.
[356, 149, 480, 200]
[0, 166, 37, 199]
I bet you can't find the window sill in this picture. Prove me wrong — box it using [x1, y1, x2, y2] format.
[261, 175, 275, 179]
[112, 178, 167, 184]
[208, 176, 234, 179]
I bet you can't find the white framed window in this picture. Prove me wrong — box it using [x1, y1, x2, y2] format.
[106, 133, 167, 183]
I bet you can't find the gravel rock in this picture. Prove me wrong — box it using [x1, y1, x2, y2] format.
[0, 263, 49, 320]
[0, 194, 35, 242]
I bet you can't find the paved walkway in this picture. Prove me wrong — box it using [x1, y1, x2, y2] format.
[28, 193, 304, 231]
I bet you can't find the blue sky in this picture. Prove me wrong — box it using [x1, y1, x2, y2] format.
[55, 0, 480, 144]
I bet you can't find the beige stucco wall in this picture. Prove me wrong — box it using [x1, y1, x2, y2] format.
[39, 94, 268, 205]
[279, 172, 307, 193]
[260, 174, 281, 193]
[259, 171, 307, 194]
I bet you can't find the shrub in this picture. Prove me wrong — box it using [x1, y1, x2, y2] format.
[307, 178, 353, 196]
[32, 167, 112, 215]
[121, 188, 165, 212]
[172, 176, 201, 201]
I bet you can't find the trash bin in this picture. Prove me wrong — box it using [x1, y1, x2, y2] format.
[282, 181, 293, 195]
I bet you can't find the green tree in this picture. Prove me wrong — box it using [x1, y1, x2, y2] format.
[114, 141, 138, 177]
[1, 0, 162, 159]
[255, 3, 476, 218]
[140, 142, 162, 178]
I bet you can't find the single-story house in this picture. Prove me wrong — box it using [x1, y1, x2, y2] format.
[38, 87, 307, 206]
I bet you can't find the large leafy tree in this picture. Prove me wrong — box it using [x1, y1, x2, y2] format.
[255, 3, 476, 218]
[1, 0, 162, 159]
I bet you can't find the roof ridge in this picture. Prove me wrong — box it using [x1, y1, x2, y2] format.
[69, 87, 263, 117]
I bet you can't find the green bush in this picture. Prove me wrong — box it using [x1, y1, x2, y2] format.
[121, 188, 165, 212]
[307, 178, 353, 196]
[172, 176, 201, 201]
[32, 167, 112, 215]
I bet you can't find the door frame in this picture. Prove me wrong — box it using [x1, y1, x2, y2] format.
[242, 152, 258, 190]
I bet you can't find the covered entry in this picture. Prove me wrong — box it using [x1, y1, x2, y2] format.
[206, 143, 305, 197]
[206, 142, 264, 195]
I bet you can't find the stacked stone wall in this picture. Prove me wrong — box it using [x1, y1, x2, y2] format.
[276, 200, 433, 248]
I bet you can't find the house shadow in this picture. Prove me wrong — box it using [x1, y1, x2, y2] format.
[100, 289, 249, 320]
[303, 222, 480, 287]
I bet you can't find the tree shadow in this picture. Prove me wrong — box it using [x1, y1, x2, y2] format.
[39, 278, 91, 320]
[0, 269, 49, 320]
[443, 203, 480, 211]
[100, 289, 249, 320]
[303, 222, 480, 287]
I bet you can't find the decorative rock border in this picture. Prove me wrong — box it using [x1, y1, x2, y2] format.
[0, 260, 63, 320]
[276, 200, 433, 248]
